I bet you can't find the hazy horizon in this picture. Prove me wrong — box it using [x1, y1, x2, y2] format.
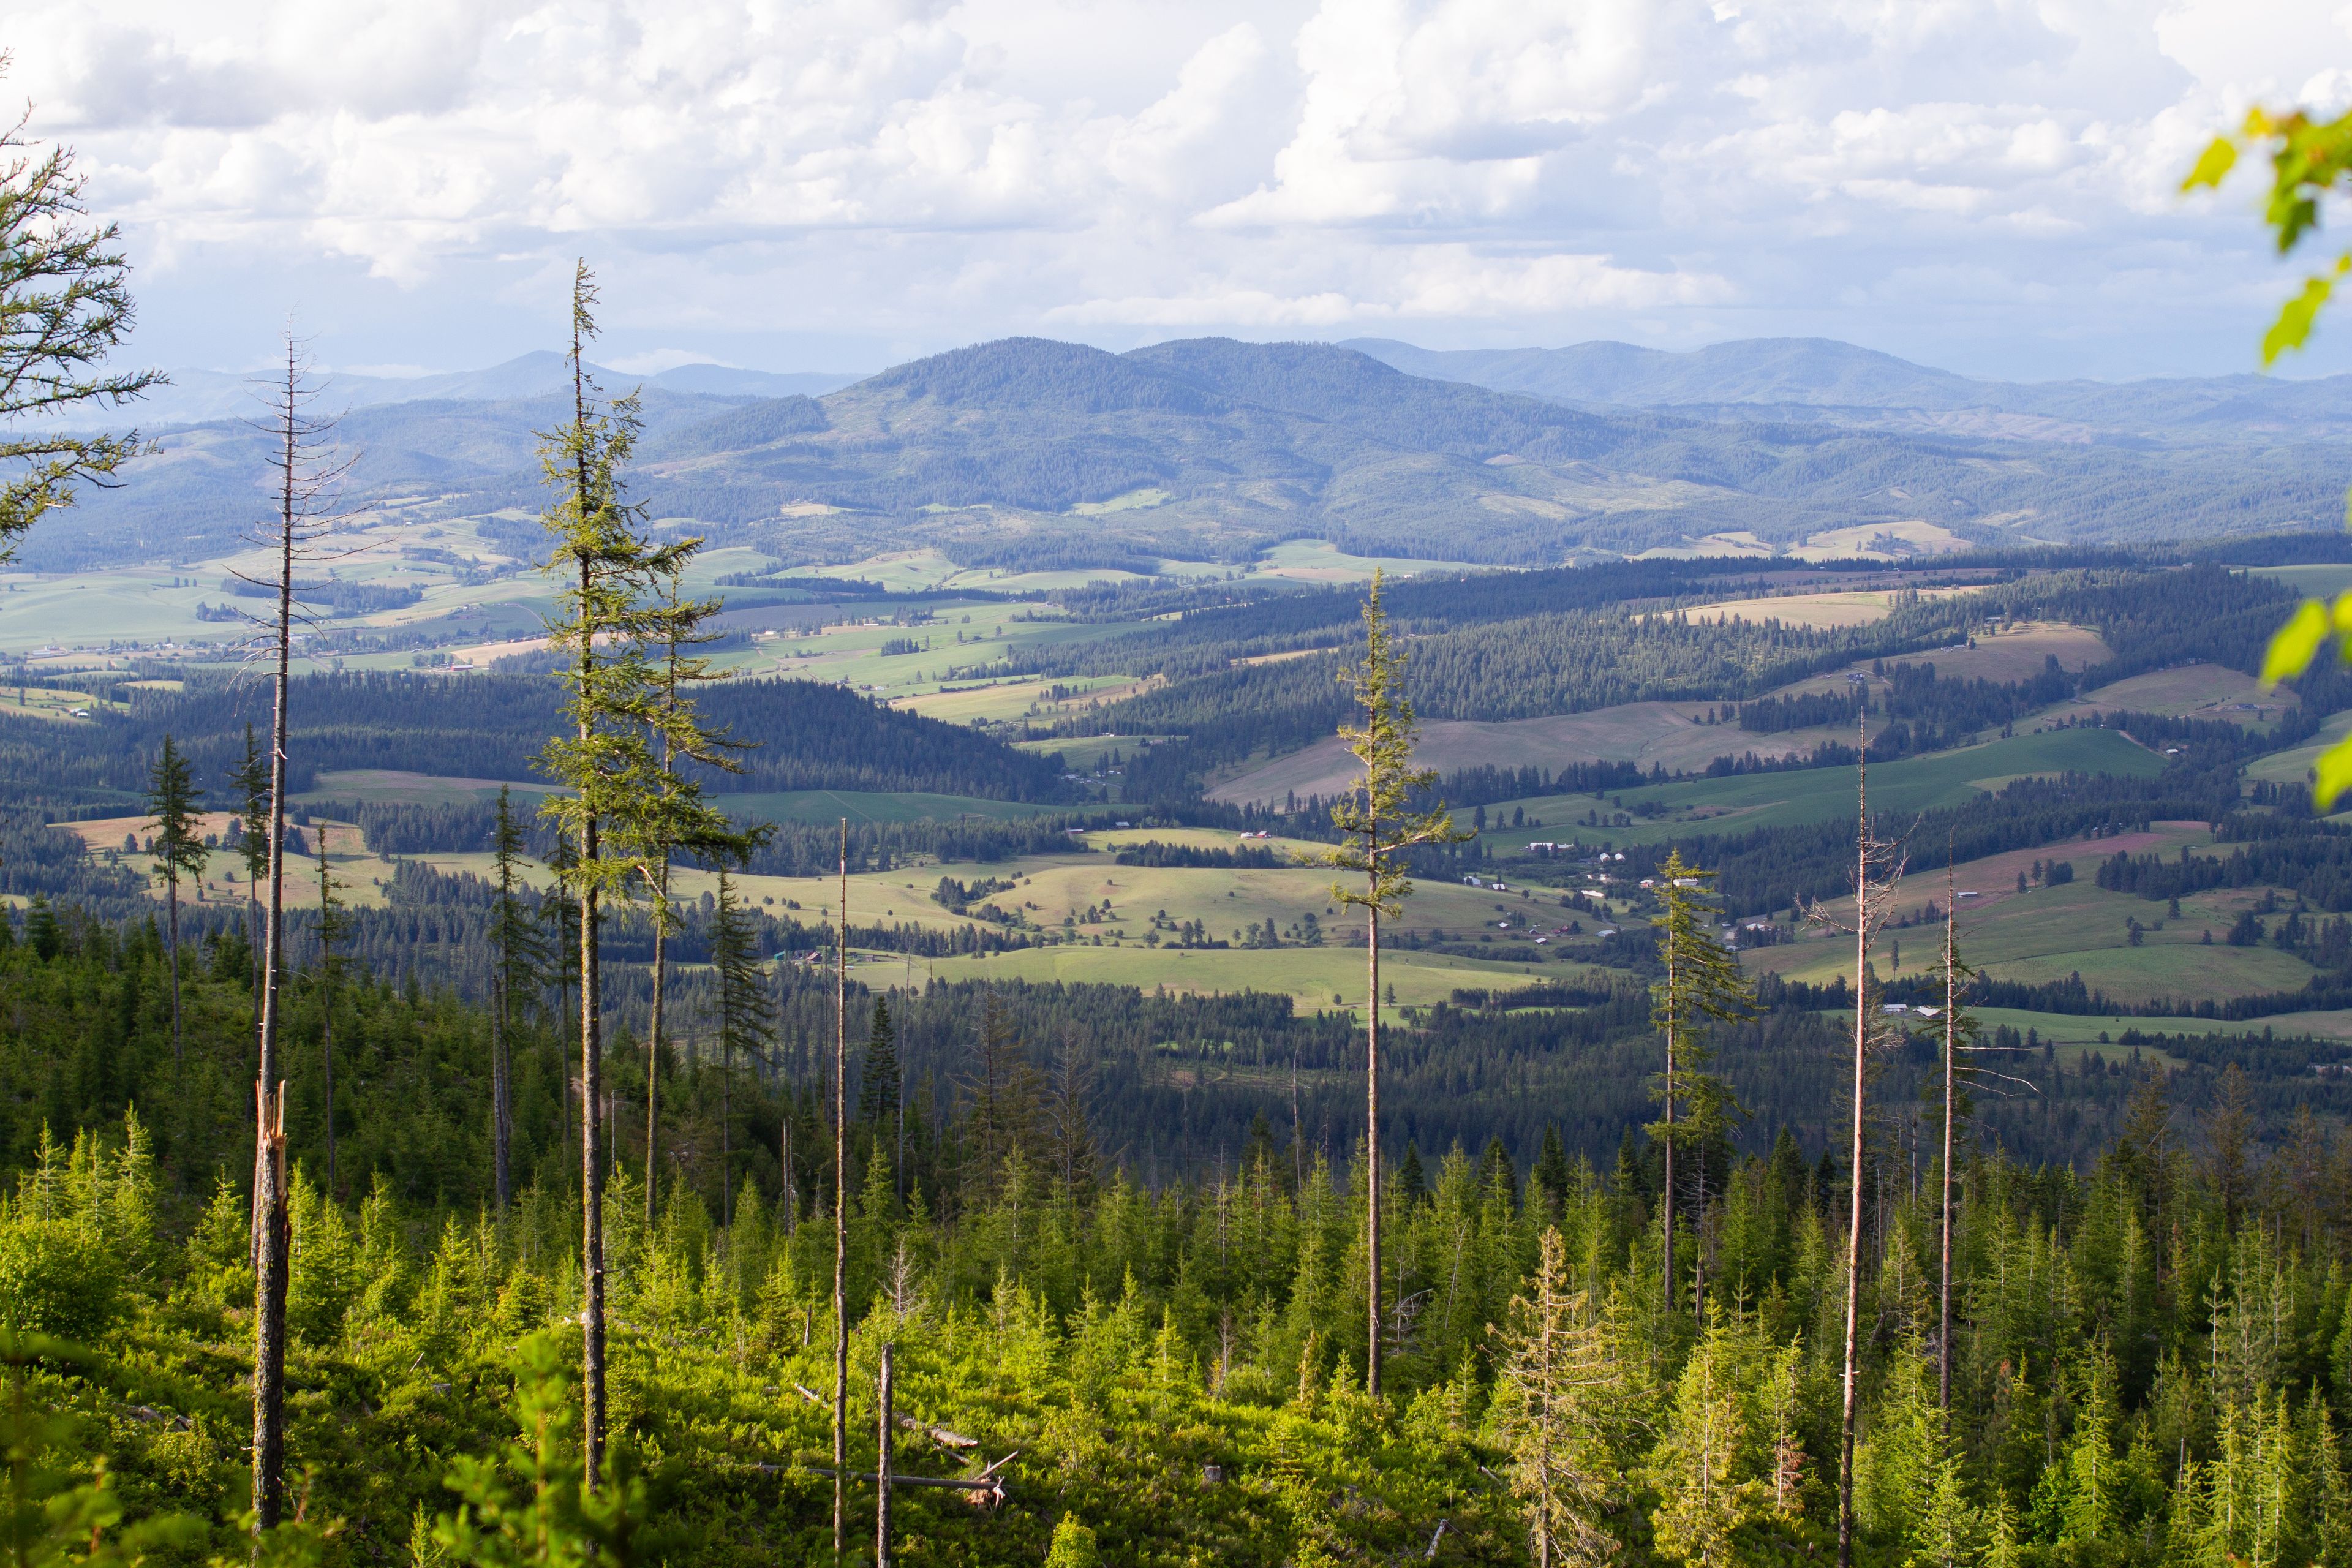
[13, 0, 2352, 388]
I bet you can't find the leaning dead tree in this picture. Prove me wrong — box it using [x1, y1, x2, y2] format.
[1803, 722, 1907, 1568]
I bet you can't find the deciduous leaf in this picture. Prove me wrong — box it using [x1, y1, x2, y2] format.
[2263, 271, 2341, 364]
[2316, 734, 2352, 811]
[2261, 598, 2331, 685]
[2182, 136, 2237, 190]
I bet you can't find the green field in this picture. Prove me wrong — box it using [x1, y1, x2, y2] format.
[2248, 709, 2352, 786]
[2251, 563, 2352, 598]
[1472, 725, 2165, 848]
[1749, 844, 2322, 1007]
[919, 941, 1561, 1012]
[709, 790, 1075, 826]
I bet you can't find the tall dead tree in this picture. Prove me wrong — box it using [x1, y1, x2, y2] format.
[833, 818, 850, 1563]
[246, 331, 345, 1547]
[1804, 719, 1905, 1568]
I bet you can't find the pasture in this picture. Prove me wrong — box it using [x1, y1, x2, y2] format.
[1744, 822, 2325, 1008]
[918, 942, 1558, 1013]
[1472, 725, 2166, 849]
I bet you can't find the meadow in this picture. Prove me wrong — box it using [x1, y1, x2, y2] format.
[1470, 723, 2166, 848]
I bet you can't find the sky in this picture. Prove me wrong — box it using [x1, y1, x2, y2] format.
[10, 0, 2352, 385]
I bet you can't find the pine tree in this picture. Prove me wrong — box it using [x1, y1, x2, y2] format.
[1490, 1227, 1619, 1568]
[1648, 1314, 1765, 1568]
[141, 733, 205, 1062]
[1932, 844, 1981, 1417]
[706, 866, 772, 1226]
[1046, 1028, 1098, 1215]
[1647, 850, 1755, 1317]
[486, 788, 545, 1215]
[230, 723, 270, 1018]
[0, 90, 163, 560]
[532, 260, 728, 1481]
[1322, 567, 1471, 1400]
[641, 564, 752, 1227]
[313, 830, 348, 1200]
[857, 999, 900, 1154]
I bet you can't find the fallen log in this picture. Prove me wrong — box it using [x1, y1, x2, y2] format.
[792, 1383, 977, 1447]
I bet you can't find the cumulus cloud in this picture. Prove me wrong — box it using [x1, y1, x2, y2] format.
[0, 0, 2343, 376]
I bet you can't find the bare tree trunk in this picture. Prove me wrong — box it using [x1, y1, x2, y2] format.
[782, 1107, 796, 1236]
[833, 819, 850, 1564]
[1838, 748, 1868, 1568]
[1693, 1140, 1706, 1319]
[648, 857, 667, 1225]
[1662, 941, 1676, 1316]
[722, 1036, 733, 1226]
[876, 1342, 894, 1568]
[320, 975, 336, 1198]
[1940, 851, 1957, 1420]
[251, 342, 300, 1548]
[580, 870, 605, 1485]
[1365, 859, 1382, 1400]
[165, 875, 183, 1061]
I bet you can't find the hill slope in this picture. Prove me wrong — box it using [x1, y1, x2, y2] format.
[30, 336, 2352, 573]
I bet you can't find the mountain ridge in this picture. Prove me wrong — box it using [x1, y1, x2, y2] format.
[26, 334, 2352, 575]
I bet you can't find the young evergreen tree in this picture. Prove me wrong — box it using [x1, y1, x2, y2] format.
[641, 564, 747, 1226]
[486, 788, 544, 1215]
[231, 723, 270, 1018]
[857, 997, 902, 1196]
[313, 828, 347, 1199]
[1932, 845, 1982, 1419]
[1322, 567, 1469, 1400]
[706, 865, 772, 1226]
[141, 733, 205, 1062]
[1491, 1227, 1619, 1568]
[1646, 851, 1755, 1317]
[1648, 1315, 1766, 1568]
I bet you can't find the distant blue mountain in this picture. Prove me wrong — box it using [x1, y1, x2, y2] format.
[1341, 336, 2352, 442]
[108, 354, 868, 429]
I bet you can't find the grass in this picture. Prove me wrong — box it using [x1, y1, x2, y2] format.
[1744, 823, 2324, 1008]
[2251, 564, 2352, 598]
[2074, 662, 2289, 722]
[2248, 709, 2352, 786]
[714, 790, 1072, 827]
[1670, 586, 1976, 630]
[59, 813, 397, 911]
[296, 769, 558, 807]
[915, 943, 1559, 1012]
[1251, 540, 1495, 583]
[1471, 726, 2165, 849]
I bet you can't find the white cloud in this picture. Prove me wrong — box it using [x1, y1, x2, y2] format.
[0, 0, 2335, 377]
[605, 347, 732, 374]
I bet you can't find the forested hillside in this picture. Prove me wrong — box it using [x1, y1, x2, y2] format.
[0, 672, 1071, 811]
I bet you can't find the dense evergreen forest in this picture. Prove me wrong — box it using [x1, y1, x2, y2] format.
[0, 673, 1071, 813]
[5, 895, 2352, 1567]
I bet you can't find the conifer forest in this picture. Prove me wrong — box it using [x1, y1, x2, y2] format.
[18, 26, 2352, 1568]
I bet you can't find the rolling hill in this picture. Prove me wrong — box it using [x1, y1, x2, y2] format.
[29, 336, 2352, 575]
[1345, 335, 2352, 445]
